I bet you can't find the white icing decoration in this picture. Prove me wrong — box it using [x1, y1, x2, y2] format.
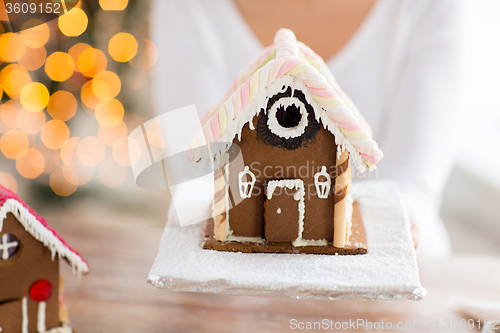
[0, 198, 89, 276]
[266, 97, 308, 139]
[37, 301, 46, 333]
[266, 179, 306, 247]
[205, 74, 375, 173]
[0, 233, 18, 259]
[266, 179, 332, 247]
[276, 208, 281, 214]
[238, 166, 256, 199]
[45, 327, 73, 333]
[22, 297, 28, 333]
[346, 193, 354, 240]
[314, 166, 331, 199]
[226, 230, 265, 244]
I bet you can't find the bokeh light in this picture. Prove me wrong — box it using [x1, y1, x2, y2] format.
[0, 172, 18, 192]
[20, 20, 50, 48]
[20, 82, 50, 112]
[112, 136, 139, 166]
[35, 143, 61, 174]
[45, 52, 75, 82]
[98, 158, 127, 187]
[0, 102, 19, 129]
[76, 136, 106, 166]
[50, 166, 78, 196]
[58, 8, 88, 37]
[80, 80, 101, 112]
[130, 39, 158, 69]
[18, 46, 47, 71]
[100, 0, 128, 11]
[17, 108, 46, 135]
[60, 137, 80, 167]
[41, 120, 70, 150]
[47, 91, 78, 121]
[95, 98, 124, 127]
[72, 163, 94, 185]
[92, 71, 121, 99]
[108, 32, 138, 62]
[69, 43, 91, 72]
[0, 2, 154, 195]
[98, 121, 127, 146]
[78, 48, 107, 77]
[0, 65, 32, 98]
[16, 148, 45, 179]
[0, 33, 26, 62]
[0, 129, 30, 159]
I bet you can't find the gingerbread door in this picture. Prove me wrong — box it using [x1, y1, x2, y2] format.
[0, 298, 23, 332]
[264, 179, 304, 242]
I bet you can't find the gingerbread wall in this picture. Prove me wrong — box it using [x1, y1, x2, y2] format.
[0, 213, 60, 332]
[227, 115, 338, 241]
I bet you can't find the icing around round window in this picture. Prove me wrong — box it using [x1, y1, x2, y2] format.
[267, 97, 308, 139]
[257, 86, 320, 150]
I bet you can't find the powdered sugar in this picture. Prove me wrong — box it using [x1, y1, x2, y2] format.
[148, 180, 425, 300]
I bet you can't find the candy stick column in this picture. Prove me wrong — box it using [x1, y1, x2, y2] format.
[333, 149, 351, 248]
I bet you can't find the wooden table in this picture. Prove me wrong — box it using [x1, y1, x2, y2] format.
[40, 195, 500, 333]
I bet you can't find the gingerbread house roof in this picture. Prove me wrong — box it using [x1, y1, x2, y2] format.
[193, 29, 383, 172]
[0, 184, 89, 275]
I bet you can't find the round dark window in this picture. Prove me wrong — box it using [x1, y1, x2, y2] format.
[276, 104, 302, 128]
[0, 233, 20, 260]
[257, 86, 320, 150]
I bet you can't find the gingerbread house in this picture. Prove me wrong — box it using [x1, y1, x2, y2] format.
[0, 184, 88, 333]
[192, 29, 383, 255]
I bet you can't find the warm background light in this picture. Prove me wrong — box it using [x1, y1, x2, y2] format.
[98, 121, 127, 146]
[0, 1, 158, 195]
[130, 39, 158, 69]
[81, 80, 101, 110]
[108, 32, 138, 62]
[92, 71, 121, 99]
[1, 65, 31, 99]
[69, 43, 91, 72]
[45, 52, 75, 82]
[0, 172, 17, 192]
[95, 98, 124, 127]
[18, 46, 47, 71]
[50, 166, 78, 196]
[78, 48, 107, 77]
[100, 0, 128, 11]
[16, 148, 45, 179]
[17, 108, 46, 135]
[58, 8, 88, 37]
[0, 129, 30, 159]
[20, 82, 50, 112]
[98, 157, 127, 187]
[0, 33, 26, 62]
[76, 136, 106, 166]
[48, 91, 78, 121]
[20, 20, 50, 48]
[41, 120, 70, 150]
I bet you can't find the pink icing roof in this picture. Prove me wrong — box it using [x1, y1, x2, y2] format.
[0, 184, 89, 274]
[198, 29, 383, 172]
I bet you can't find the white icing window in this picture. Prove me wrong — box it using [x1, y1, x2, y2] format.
[0, 233, 19, 260]
[267, 97, 308, 139]
[238, 166, 256, 198]
[314, 166, 331, 199]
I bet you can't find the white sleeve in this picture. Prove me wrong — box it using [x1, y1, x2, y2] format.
[376, 0, 465, 257]
[150, 0, 260, 116]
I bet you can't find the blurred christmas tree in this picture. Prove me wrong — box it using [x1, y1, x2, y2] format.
[0, 0, 157, 196]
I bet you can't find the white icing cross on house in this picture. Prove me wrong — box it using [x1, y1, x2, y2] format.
[0, 234, 18, 260]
